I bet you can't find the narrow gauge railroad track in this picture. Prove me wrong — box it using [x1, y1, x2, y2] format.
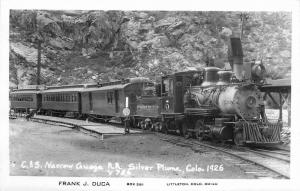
[10, 114, 290, 178]
[156, 133, 290, 179]
[245, 148, 290, 163]
[251, 148, 290, 156]
[202, 141, 290, 163]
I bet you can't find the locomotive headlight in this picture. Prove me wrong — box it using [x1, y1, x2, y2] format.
[246, 96, 256, 108]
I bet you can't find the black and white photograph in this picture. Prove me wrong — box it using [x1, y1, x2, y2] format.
[1, 0, 299, 190]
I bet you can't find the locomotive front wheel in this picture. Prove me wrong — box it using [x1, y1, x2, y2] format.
[233, 131, 244, 146]
[195, 119, 206, 141]
[157, 122, 163, 132]
[161, 122, 168, 134]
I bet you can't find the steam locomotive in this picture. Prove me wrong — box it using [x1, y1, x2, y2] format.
[10, 37, 282, 146]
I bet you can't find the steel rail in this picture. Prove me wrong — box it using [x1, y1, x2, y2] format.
[156, 133, 289, 179]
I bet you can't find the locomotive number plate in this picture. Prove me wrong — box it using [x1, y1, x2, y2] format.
[123, 107, 131, 116]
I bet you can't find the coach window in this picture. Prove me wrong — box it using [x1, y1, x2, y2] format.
[143, 82, 155, 96]
[169, 79, 174, 96]
[163, 79, 169, 96]
[107, 92, 113, 104]
[74, 94, 77, 102]
[162, 79, 174, 96]
[110, 92, 113, 104]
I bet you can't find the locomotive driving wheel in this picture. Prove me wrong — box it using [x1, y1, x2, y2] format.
[195, 119, 209, 141]
[161, 121, 169, 134]
[233, 130, 244, 146]
[181, 122, 190, 139]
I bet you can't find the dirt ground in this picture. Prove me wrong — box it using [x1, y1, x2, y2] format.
[9, 118, 254, 178]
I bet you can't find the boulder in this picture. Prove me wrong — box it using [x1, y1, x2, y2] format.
[49, 38, 74, 50]
[10, 42, 46, 64]
[151, 36, 170, 49]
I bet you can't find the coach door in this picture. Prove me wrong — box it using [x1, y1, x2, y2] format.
[37, 93, 42, 110]
[114, 90, 119, 113]
[88, 92, 93, 112]
[77, 92, 82, 113]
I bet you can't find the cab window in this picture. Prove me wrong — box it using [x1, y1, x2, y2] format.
[162, 78, 173, 96]
[142, 82, 155, 96]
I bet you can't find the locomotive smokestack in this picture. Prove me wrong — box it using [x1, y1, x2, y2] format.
[228, 37, 244, 80]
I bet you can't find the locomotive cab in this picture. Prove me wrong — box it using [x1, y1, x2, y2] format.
[160, 70, 204, 133]
[161, 70, 203, 114]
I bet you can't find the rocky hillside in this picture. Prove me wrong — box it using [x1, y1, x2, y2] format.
[9, 10, 291, 86]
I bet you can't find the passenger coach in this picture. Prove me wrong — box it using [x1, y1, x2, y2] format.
[10, 87, 41, 113]
[40, 84, 84, 117]
[81, 77, 152, 121]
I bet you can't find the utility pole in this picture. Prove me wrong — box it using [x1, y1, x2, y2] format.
[34, 11, 43, 85]
[240, 13, 249, 41]
[37, 39, 41, 85]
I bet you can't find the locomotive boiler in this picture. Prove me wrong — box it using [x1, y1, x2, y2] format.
[182, 66, 280, 145]
[187, 67, 260, 120]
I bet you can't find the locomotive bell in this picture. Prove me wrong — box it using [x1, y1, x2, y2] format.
[216, 71, 232, 85]
[251, 63, 266, 80]
[201, 67, 220, 87]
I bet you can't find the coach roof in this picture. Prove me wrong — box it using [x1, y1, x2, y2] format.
[41, 87, 84, 93]
[10, 90, 40, 94]
[81, 83, 131, 92]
